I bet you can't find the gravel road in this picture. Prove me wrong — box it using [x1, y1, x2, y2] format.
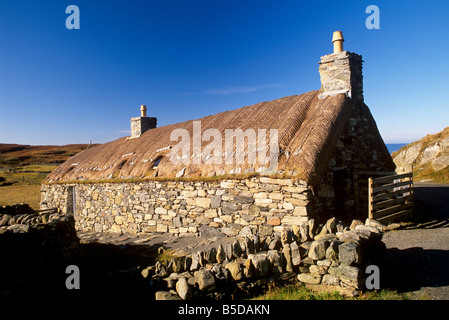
[381, 182, 449, 300]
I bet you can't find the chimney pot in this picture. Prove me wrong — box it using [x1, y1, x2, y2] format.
[332, 31, 344, 53]
[140, 105, 147, 117]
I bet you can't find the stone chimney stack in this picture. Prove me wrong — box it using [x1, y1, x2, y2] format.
[318, 31, 364, 105]
[130, 105, 157, 139]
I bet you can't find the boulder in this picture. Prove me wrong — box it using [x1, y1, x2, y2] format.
[314, 225, 329, 240]
[222, 224, 241, 237]
[338, 242, 361, 266]
[216, 244, 226, 264]
[268, 236, 282, 250]
[325, 217, 338, 234]
[365, 218, 386, 232]
[155, 291, 182, 300]
[246, 253, 270, 276]
[308, 240, 327, 260]
[329, 265, 361, 289]
[155, 261, 167, 277]
[267, 250, 285, 274]
[322, 274, 340, 286]
[308, 219, 317, 239]
[298, 223, 310, 242]
[282, 244, 294, 273]
[200, 226, 225, 238]
[239, 226, 253, 237]
[325, 240, 340, 262]
[232, 240, 242, 258]
[350, 219, 364, 230]
[195, 269, 216, 292]
[297, 273, 321, 285]
[225, 261, 243, 281]
[211, 264, 230, 282]
[252, 234, 260, 252]
[281, 229, 292, 244]
[176, 277, 192, 300]
[203, 247, 217, 263]
[290, 241, 301, 266]
[190, 252, 201, 271]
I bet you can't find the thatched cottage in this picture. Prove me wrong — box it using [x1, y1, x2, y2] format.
[41, 32, 395, 236]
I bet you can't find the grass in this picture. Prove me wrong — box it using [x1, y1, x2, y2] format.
[44, 171, 263, 185]
[252, 283, 408, 300]
[0, 164, 59, 209]
[413, 162, 449, 184]
[44, 167, 311, 186]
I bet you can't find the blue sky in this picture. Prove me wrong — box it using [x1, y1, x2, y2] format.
[1, 0, 448, 145]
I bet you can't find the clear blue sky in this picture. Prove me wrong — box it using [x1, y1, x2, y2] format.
[1, 0, 448, 145]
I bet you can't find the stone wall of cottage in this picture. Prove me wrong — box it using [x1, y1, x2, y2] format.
[41, 177, 318, 236]
[40, 106, 395, 236]
[316, 103, 396, 223]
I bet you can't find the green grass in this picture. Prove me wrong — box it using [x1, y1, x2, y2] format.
[252, 283, 408, 300]
[414, 162, 449, 184]
[0, 164, 58, 209]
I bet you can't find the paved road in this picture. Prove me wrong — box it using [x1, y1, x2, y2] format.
[382, 182, 449, 300]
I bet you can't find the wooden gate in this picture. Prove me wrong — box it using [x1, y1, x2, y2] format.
[368, 172, 414, 224]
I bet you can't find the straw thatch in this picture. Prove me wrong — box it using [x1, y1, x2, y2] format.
[46, 90, 394, 185]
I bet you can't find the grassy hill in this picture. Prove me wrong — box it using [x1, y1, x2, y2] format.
[392, 127, 449, 184]
[0, 143, 99, 208]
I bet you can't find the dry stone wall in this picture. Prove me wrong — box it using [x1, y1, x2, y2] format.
[137, 217, 386, 300]
[0, 204, 83, 295]
[41, 176, 316, 237]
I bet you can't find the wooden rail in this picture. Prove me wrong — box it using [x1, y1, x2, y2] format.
[368, 172, 414, 224]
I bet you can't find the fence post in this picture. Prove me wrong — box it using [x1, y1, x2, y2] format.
[368, 177, 374, 219]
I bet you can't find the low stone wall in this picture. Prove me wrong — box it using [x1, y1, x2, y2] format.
[0, 204, 83, 296]
[138, 218, 385, 300]
[41, 176, 317, 237]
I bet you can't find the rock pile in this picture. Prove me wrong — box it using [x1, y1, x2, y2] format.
[0, 204, 60, 227]
[0, 204, 83, 297]
[138, 217, 386, 300]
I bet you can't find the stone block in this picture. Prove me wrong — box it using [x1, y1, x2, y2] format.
[338, 242, 361, 266]
[297, 273, 321, 285]
[293, 206, 309, 216]
[259, 177, 293, 186]
[281, 215, 308, 226]
[267, 216, 281, 226]
[225, 261, 243, 281]
[290, 241, 301, 266]
[220, 181, 235, 189]
[247, 253, 270, 277]
[195, 269, 216, 292]
[156, 224, 168, 233]
[254, 198, 273, 207]
[155, 207, 167, 214]
[322, 274, 340, 286]
[210, 195, 222, 208]
[309, 240, 327, 260]
[222, 201, 238, 214]
[195, 197, 211, 209]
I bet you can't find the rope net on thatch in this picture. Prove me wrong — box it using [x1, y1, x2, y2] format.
[45, 90, 393, 184]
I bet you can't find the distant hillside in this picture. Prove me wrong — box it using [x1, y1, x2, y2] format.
[0, 143, 99, 167]
[392, 127, 449, 183]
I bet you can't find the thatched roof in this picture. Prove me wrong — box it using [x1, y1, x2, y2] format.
[46, 90, 394, 184]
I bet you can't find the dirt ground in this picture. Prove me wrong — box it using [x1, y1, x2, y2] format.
[381, 182, 449, 300]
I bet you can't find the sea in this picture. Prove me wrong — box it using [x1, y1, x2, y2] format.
[386, 143, 408, 154]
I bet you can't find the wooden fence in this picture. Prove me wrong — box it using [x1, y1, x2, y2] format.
[368, 172, 414, 224]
